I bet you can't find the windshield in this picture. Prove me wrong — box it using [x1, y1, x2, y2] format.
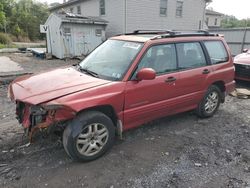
[79, 39, 143, 81]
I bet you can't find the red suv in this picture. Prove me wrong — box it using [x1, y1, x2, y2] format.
[9, 30, 235, 162]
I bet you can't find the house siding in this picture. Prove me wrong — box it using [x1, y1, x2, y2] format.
[101, 0, 125, 37]
[126, 0, 206, 32]
[50, 0, 206, 37]
[65, 0, 99, 16]
[63, 0, 124, 37]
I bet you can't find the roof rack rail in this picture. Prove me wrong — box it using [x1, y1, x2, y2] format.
[197, 30, 210, 35]
[152, 30, 219, 40]
[122, 30, 176, 36]
[116, 29, 220, 39]
[171, 29, 212, 35]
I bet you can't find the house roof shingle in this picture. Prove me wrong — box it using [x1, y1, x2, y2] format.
[206, 9, 224, 16]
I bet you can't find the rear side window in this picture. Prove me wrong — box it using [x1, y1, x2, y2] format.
[204, 41, 228, 64]
[176, 42, 207, 70]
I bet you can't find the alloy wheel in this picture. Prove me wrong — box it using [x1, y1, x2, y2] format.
[204, 91, 219, 114]
[76, 123, 109, 157]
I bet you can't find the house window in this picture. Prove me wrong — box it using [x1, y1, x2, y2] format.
[160, 0, 168, 16]
[63, 28, 71, 36]
[77, 6, 81, 14]
[70, 8, 73, 13]
[100, 0, 105, 16]
[214, 18, 218, 25]
[176, 0, 183, 17]
[96, 29, 102, 36]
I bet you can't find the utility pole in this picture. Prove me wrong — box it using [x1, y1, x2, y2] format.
[241, 20, 248, 52]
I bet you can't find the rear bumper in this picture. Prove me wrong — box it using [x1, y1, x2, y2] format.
[225, 80, 236, 95]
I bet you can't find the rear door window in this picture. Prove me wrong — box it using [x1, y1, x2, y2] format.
[204, 41, 228, 64]
[176, 42, 207, 70]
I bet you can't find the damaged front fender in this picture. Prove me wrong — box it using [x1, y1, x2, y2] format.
[16, 101, 76, 142]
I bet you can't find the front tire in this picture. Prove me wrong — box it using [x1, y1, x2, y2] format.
[63, 111, 115, 162]
[196, 85, 222, 118]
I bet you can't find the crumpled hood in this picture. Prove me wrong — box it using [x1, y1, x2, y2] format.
[234, 52, 250, 65]
[10, 67, 111, 105]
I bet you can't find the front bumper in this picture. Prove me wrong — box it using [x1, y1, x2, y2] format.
[234, 63, 250, 81]
[15, 101, 76, 141]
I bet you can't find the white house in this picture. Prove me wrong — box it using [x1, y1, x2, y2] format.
[50, 0, 211, 37]
[205, 9, 223, 29]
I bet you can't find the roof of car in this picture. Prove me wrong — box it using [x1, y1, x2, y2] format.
[110, 30, 221, 43]
[111, 35, 155, 43]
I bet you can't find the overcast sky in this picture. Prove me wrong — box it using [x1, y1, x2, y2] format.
[208, 0, 250, 19]
[37, 0, 250, 20]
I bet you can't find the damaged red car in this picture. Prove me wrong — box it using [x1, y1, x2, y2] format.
[234, 49, 250, 82]
[8, 30, 235, 162]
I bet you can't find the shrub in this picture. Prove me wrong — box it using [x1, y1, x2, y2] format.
[9, 34, 18, 42]
[16, 35, 30, 42]
[9, 33, 30, 42]
[0, 33, 11, 44]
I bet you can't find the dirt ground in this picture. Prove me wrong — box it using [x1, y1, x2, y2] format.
[0, 53, 78, 78]
[0, 54, 250, 188]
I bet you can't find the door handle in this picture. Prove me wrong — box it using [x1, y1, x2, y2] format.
[165, 77, 176, 83]
[202, 69, 210, 74]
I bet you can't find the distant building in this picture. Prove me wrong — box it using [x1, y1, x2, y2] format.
[49, 0, 211, 37]
[45, 13, 107, 58]
[205, 9, 223, 29]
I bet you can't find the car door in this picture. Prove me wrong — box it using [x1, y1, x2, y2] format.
[123, 43, 179, 129]
[174, 41, 211, 107]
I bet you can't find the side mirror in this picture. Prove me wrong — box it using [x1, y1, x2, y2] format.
[243, 49, 248, 53]
[136, 68, 156, 81]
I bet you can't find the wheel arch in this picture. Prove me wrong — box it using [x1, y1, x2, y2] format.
[77, 105, 118, 127]
[211, 80, 226, 102]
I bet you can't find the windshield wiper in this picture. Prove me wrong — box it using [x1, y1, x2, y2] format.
[79, 67, 99, 78]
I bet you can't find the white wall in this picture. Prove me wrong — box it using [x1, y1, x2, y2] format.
[52, 0, 207, 37]
[45, 14, 64, 58]
[62, 22, 106, 56]
[126, 0, 206, 32]
[206, 14, 222, 28]
[64, 0, 124, 37]
[101, 0, 125, 37]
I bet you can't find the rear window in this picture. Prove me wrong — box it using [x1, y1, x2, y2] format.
[204, 41, 228, 64]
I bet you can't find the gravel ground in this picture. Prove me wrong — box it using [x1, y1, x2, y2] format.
[0, 53, 78, 77]
[0, 54, 249, 188]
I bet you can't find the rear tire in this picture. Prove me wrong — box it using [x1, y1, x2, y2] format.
[196, 85, 222, 118]
[63, 111, 115, 162]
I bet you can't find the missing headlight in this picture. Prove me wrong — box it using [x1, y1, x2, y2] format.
[30, 106, 47, 126]
[30, 106, 47, 116]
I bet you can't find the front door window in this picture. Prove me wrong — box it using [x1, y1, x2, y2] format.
[133, 43, 177, 78]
